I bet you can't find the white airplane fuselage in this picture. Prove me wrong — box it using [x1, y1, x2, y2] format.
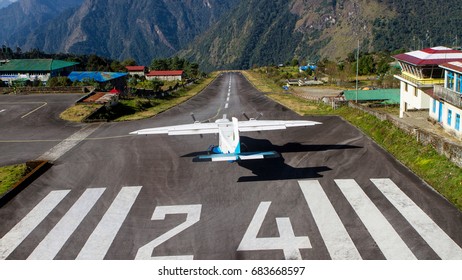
[214, 117, 241, 154]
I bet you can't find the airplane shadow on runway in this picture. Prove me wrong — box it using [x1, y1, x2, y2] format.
[182, 136, 362, 182]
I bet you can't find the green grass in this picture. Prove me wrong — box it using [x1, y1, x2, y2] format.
[267, 92, 462, 210]
[0, 164, 27, 197]
[60, 72, 220, 123]
[60, 103, 103, 122]
[112, 73, 219, 122]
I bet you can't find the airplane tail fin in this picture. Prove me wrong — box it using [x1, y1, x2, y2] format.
[232, 117, 240, 154]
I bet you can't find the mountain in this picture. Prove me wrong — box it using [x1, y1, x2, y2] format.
[21, 0, 240, 65]
[181, 0, 462, 71]
[0, 0, 84, 47]
[0, 0, 13, 9]
[2, 0, 462, 70]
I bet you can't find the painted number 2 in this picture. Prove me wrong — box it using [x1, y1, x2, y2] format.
[238, 201, 311, 260]
[135, 204, 202, 260]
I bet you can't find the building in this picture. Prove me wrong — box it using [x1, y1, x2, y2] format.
[68, 71, 128, 91]
[125, 66, 147, 77]
[429, 61, 462, 138]
[393, 47, 462, 118]
[342, 89, 400, 104]
[146, 70, 184, 81]
[0, 59, 79, 84]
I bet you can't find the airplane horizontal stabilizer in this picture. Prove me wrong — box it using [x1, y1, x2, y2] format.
[193, 151, 280, 162]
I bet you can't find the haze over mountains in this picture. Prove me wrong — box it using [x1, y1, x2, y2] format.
[0, 0, 14, 9]
[1, 0, 461, 70]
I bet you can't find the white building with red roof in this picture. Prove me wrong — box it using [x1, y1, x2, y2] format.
[430, 61, 462, 138]
[125, 66, 147, 77]
[146, 70, 184, 81]
[393, 46, 462, 118]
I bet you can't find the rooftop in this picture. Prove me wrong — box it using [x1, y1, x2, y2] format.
[147, 70, 184, 76]
[343, 89, 400, 104]
[393, 46, 462, 66]
[439, 61, 462, 74]
[0, 59, 79, 72]
[125, 66, 146, 71]
[68, 71, 128, 83]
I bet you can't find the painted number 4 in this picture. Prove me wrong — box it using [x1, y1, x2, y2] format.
[238, 201, 311, 260]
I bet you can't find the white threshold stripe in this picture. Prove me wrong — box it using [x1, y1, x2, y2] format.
[372, 178, 462, 260]
[37, 124, 100, 162]
[0, 190, 70, 260]
[335, 179, 416, 260]
[77, 186, 142, 260]
[298, 181, 362, 260]
[27, 188, 105, 260]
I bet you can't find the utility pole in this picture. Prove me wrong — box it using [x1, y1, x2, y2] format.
[356, 39, 359, 103]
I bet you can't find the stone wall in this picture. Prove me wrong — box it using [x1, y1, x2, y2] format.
[15, 86, 94, 94]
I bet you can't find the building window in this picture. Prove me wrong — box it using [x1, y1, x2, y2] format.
[404, 82, 408, 92]
[432, 99, 436, 113]
[447, 72, 454, 90]
[457, 74, 462, 94]
[448, 109, 452, 126]
[456, 114, 461, 131]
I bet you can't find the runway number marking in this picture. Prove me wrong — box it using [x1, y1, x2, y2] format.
[135, 204, 202, 260]
[2, 179, 462, 260]
[238, 201, 311, 260]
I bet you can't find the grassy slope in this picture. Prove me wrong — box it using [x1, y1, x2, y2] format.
[243, 70, 462, 211]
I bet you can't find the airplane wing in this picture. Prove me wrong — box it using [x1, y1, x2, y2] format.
[237, 119, 322, 132]
[130, 119, 322, 135]
[130, 122, 220, 136]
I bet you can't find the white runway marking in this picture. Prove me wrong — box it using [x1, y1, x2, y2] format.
[27, 188, 105, 260]
[2, 178, 461, 260]
[0, 109, 5, 113]
[77, 186, 142, 260]
[21, 102, 47, 118]
[0, 190, 70, 260]
[238, 201, 311, 260]
[335, 179, 416, 260]
[299, 181, 361, 260]
[372, 178, 462, 260]
[225, 103, 229, 109]
[37, 124, 100, 161]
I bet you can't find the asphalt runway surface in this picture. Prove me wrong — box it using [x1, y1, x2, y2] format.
[1, 73, 462, 260]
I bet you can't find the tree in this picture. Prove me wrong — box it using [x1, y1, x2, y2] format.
[47, 76, 71, 87]
[121, 58, 137, 67]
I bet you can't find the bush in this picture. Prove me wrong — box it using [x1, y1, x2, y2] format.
[47, 76, 71, 87]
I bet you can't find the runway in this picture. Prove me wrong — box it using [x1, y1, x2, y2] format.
[1, 72, 461, 259]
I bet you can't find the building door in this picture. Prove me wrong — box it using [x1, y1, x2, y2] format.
[438, 102, 443, 122]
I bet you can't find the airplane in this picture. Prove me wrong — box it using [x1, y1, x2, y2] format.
[130, 116, 321, 162]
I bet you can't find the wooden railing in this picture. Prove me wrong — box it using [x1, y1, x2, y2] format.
[434, 84, 462, 108]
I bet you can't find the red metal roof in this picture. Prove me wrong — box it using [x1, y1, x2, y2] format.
[147, 70, 184, 76]
[439, 61, 462, 74]
[125, 66, 146, 71]
[393, 46, 462, 66]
